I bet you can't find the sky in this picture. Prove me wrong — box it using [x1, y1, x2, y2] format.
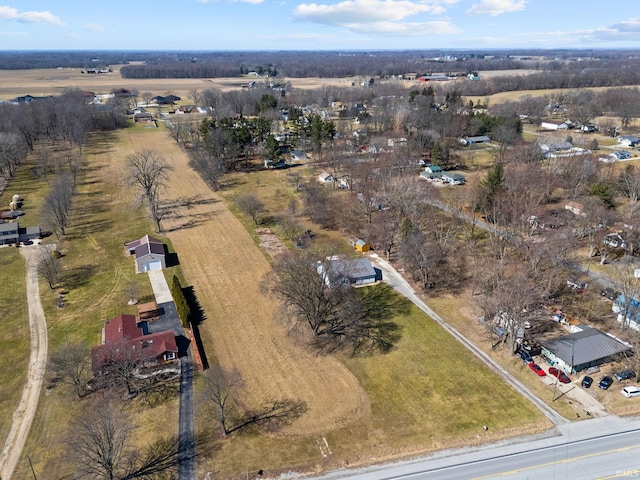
[1, 1, 640, 51]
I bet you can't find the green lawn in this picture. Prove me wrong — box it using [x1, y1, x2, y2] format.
[0, 248, 28, 447]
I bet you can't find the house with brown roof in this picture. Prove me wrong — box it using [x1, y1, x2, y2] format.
[91, 314, 178, 374]
[124, 235, 166, 273]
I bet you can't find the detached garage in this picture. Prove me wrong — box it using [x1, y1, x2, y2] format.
[124, 235, 167, 273]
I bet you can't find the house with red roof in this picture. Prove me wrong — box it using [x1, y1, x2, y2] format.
[124, 234, 166, 273]
[91, 314, 178, 374]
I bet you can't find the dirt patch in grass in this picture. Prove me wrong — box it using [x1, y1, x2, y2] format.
[256, 227, 289, 259]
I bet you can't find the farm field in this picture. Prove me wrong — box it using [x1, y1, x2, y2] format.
[0, 66, 358, 101]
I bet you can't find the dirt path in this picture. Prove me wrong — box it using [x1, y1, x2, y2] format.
[118, 128, 370, 435]
[0, 245, 50, 480]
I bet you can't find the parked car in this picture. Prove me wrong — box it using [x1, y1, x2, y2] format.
[615, 369, 636, 381]
[549, 367, 571, 384]
[529, 363, 546, 376]
[621, 386, 640, 398]
[599, 376, 614, 390]
[581, 376, 593, 388]
[600, 288, 620, 301]
[517, 349, 533, 364]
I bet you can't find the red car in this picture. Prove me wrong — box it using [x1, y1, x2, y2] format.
[549, 367, 571, 384]
[529, 363, 546, 376]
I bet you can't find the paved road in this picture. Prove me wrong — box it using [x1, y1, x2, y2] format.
[308, 416, 640, 480]
[0, 245, 50, 480]
[146, 272, 195, 480]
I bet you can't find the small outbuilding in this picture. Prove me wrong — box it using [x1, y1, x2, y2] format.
[355, 239, 370, 253]
[124, 235, 166, 273]
[540, 326, 632, 374]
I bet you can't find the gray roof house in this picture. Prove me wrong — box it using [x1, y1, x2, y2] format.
[317, 256, 379, 286]
[541, 326, 632, 374]
[459, 135, 490, 146]
[124, 235, 166, 273]
[618, 135, 640, 147]
[0, 222, 19, 245]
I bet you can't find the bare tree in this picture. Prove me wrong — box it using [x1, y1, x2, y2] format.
[70, 395, 182, 479]
[37, 246, 61, 290]
[235, 193, 266, 225]
[127, 151, 173, 232]
[201, 366, 307, 436]
[70, 396, 135, 480]
[263, 251, 400, 354]
[0, 132, 28, 179]
[398, 230, 443, 290]
[40, 172, 74, 238]
[48, 341, 91, 398]
[202, 367, 244, 436]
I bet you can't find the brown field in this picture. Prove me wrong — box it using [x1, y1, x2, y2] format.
[0, 65, 357, 100]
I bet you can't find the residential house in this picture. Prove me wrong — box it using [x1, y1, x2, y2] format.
[603, 233, 626, 249]
[0, 223, 19, 245]
[133, 111, 153, 123]
[387, 137, 408, 148]
[540, 120, 569, 131]
[613, 295, 640, 331]
[424, 165, 442, 175]
[541, 325, 632, 373]
[91, 314, 178, 374]
[317, 256, 379, 286]
[459, 135, 490, 146]
[442, 173, 466, 185]
[290, 150, 308, 163]
[618, 136, 640, 147]
[124, 235, 166, 273]
[318, 171, 335, 184]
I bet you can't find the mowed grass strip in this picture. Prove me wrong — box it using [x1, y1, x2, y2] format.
[0, 248, 28, 447]
[328, 297, 547, 466]
[12, 132, 180, 479]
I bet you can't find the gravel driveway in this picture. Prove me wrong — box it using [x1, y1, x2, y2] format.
[0, 245, 50, 480]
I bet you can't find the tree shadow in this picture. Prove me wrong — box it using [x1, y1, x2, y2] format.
[63, 264, 99, 289]
[183, 286, 209, 370]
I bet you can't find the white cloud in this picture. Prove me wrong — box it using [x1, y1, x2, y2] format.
[294, 0, 453, 25]
[84, 23, 104, 32]
[0, 6, 65, 26]
[466, 0, 526, 16]
[583, 18, 640, 42]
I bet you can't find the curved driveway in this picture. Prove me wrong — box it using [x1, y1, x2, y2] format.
[0, 246, 49, 480]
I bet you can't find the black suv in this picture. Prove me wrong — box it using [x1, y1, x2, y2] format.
[599, 376, 614, 390]
[615, 369, 636, 381]
[581, 376, 593, 388]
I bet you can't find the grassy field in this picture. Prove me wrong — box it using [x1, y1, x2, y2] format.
[8, 129, 182, 479]
[0, 248, 28, 448]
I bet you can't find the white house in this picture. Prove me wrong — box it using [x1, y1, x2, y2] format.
[618, 136, 640, 147]
[540, 121, 569, 131]
[316, 256, 378, 287]
[318, 171, 334, 183]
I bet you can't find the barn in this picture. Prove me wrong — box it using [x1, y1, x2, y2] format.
[124, 235, 166, 273]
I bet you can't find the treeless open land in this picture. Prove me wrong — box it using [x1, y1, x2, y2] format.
[0, 65, 357, 100]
